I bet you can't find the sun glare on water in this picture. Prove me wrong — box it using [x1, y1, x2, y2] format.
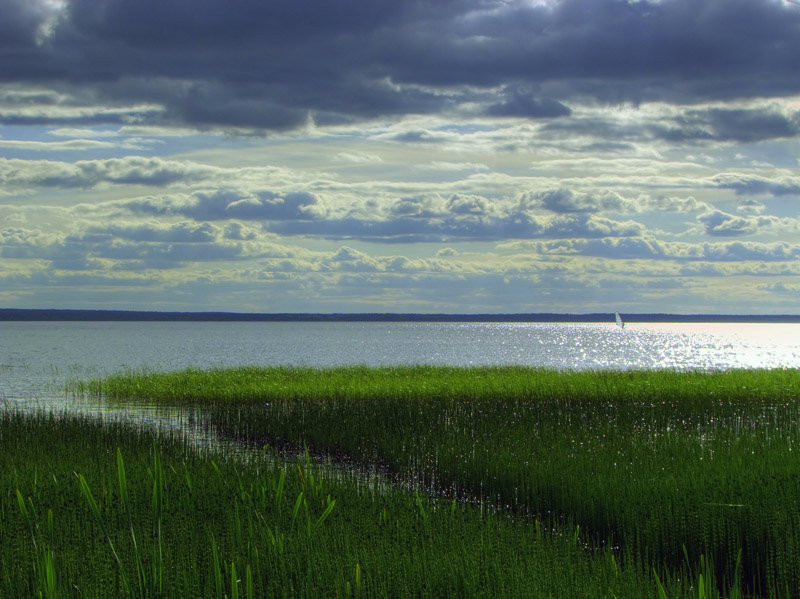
[634, 322, 800, 369]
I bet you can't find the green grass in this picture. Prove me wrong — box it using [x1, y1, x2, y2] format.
[88, 365, 800, 597]
[1, 409, 698, 598]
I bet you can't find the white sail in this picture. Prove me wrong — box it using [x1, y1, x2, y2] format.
[615, 312, 624, 328]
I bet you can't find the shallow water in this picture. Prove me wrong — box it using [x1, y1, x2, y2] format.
[2, 320, 799, 413]
[2, 319, 799, 457]
[3, 319, 799, 498]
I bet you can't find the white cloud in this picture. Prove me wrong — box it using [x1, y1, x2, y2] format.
[0, 139, 117, 151]
[335, 152, 383, 164]
[48, 128, 119, 138]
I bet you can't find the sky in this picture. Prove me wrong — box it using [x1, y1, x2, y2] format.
[2, 0, 800, 315]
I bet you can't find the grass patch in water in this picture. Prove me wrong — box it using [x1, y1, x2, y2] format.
[91, 365, 800, 597]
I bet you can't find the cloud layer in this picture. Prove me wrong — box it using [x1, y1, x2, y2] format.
[2, 0, 800, 313]
[2, 0, 800, 131]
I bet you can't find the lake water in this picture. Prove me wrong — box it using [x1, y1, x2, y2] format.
[2, 320, 800, 411]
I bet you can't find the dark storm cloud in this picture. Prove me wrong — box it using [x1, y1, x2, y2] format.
[0, 1, 47, 45]
[692, 108, 800, 142]
[3, 0, 800, 130]
[160, 82, 310, 131]
[657, 108, 800, 143]
[486, 91, 572, 119]
[540, 106, 800, 145]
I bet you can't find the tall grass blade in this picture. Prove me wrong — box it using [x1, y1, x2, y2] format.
[230, 561, 239, 599]
[246, 564, 254, 599]
[210, 532, 222, 599]
[16, 489, 31, 531]
[118, 448, 149, 596]
[151, 442, 164, 597]
[653, 569, 668, 599]
[77, 472, 132, 596]
[312, 499, 336, 535]
[291, 492, 304, 530]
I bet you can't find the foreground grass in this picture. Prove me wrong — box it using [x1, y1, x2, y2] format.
[90, 366, 800, 597]
[2, 409, 700, 598]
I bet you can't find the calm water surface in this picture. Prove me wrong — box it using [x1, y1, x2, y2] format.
[2, 320, 799, 415]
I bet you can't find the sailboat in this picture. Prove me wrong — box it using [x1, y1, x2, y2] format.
[615, 312, 624, 329]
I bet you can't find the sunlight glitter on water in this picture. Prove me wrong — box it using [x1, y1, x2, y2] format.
[625, 323, 800, 370]
[3, 321, 800, 416]
[3, 320, 799, 477]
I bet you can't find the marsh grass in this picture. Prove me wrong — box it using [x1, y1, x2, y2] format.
[92, 366, 800, 597]
[1, 409, 700, 598]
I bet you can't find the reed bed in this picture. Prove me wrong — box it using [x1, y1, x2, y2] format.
[92, 365, 800, 597]
[2, 408, 697, 598]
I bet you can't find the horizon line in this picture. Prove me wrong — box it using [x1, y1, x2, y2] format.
[2, 308, 799, 323]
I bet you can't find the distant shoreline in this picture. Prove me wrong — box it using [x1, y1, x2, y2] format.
[2, 308, 799, 323]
